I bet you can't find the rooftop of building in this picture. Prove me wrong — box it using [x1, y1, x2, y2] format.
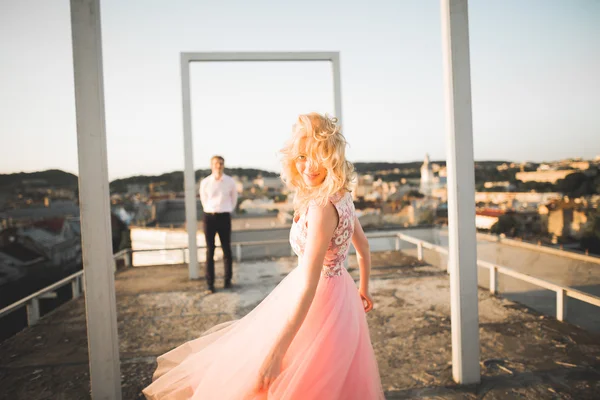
[1, 251, 599, 399]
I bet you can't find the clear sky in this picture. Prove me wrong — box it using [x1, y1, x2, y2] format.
[1, 0, 599, 180]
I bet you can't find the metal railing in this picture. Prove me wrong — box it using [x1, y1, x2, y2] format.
[476, 259, 600, 321]
[0, 270, 84, 325]
[397, 232, 600, 322]
[2, 231, 599, 330]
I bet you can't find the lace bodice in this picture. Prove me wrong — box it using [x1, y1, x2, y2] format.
[289, 191, 355, 277]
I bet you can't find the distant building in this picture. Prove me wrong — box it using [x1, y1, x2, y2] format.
[475, 192, 562, 208]
[420, 154, 435, 196]
[569, 161, 591, 171]
[51, 188, 76, 200]
[0, 200, 80, 227]
[21, 179, 51, 195]
[420, 154, 446, 197]
[0, 228, 44, 285]
[253, 176, 283, 192]
[356, 209, 383, 229]
[0, 228, 45, 268]
[475, 209, 504, 230]
[352, 174, 375, 200]
[431, 187, 448, 202]
[148, 199, 204, 228]
[0, 217, 82, 270]
[539, 199, 594, 240]
[232, 176, 254, 193]
[19, 226, 81, 266]
[127, 183, 148, 195]
[484, 181, 515, 191]
[131, 202, 152, 226]
[364, 178, 398, 202]
[239, 198, 275, 214]
[516, 169, 577, 184]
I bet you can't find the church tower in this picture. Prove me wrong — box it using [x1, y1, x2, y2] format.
[420, 153, 434, 195]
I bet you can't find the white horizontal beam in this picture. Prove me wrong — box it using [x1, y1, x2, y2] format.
[181, 51, 342, 279]
[181, 51, 339, 63]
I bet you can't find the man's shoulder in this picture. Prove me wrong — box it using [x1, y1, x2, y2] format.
[223, 174, 236, 183]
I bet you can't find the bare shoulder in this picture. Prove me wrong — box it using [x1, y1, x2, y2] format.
[306, 201, 338, 232]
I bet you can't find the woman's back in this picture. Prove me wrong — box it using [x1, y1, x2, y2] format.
[290, 191, 355, 277]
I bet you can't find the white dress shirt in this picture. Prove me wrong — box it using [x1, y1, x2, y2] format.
[199, 174, 238, 213]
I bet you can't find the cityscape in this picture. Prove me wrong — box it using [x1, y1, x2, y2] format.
[2, 153, 600, 397]
[2, 0, 600, 397]
[2, 154, 599, 320]
[3, 153, 600, 263]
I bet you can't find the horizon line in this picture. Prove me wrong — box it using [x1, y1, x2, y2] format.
[1, 156, 597, 182]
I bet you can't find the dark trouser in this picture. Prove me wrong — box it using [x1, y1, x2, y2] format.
[203, 212, 232, 287]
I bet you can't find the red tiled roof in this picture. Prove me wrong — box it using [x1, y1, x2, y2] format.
[32, 218, 65, 234]
[476, 209, 506, 218]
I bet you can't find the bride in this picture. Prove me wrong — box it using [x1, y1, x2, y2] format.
[143, 113, 384, 399]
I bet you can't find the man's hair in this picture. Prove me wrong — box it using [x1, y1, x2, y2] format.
[211, 155, 225, 163]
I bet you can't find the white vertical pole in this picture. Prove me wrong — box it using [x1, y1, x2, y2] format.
[236, 243, 242, 263]
[489, 266, 497, 295]
[71, 277, 81, 298]
[70, 1, 122, 398]
[181, 54, 200, 279]
[556, 289, 567, 321]
[440, 0, 480, 385]
[417, 242, 424, 261]
[124, 250, 132, 267]
[331, 53, 343, 123]
[26, 298, 40, 326]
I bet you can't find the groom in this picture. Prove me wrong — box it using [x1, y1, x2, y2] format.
[199, 155, 238, 294]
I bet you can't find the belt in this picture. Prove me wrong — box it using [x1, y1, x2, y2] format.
[204, 212, 230, 216]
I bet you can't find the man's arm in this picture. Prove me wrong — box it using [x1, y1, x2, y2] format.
[199, 179, 208, 208]
[230, 178, 238, 213]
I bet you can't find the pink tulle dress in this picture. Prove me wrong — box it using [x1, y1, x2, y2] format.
[142, 191, 384, 399]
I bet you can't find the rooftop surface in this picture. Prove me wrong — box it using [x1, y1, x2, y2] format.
[1, 251, 599, 399]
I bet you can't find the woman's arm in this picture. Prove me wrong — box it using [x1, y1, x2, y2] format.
[352, 215, 374, 312]
[256, 202, 338, 391]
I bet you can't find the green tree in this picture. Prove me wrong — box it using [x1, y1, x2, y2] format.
[581, 209, 600, 255]
[418, 209, 435, 225]
[490, 214, 519, 236]
[556, 172, 597, 197]
[406, 190, 424, 198]
[272, 193, 288, 202]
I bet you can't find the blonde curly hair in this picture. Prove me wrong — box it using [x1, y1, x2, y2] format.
[279, 113, 355, 216]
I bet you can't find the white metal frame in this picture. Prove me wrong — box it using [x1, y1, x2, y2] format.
[180, 52, 343, 279]
[64, 0, 482, 394]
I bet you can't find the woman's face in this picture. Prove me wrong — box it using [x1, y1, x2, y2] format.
[295, 140, 327, 187]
